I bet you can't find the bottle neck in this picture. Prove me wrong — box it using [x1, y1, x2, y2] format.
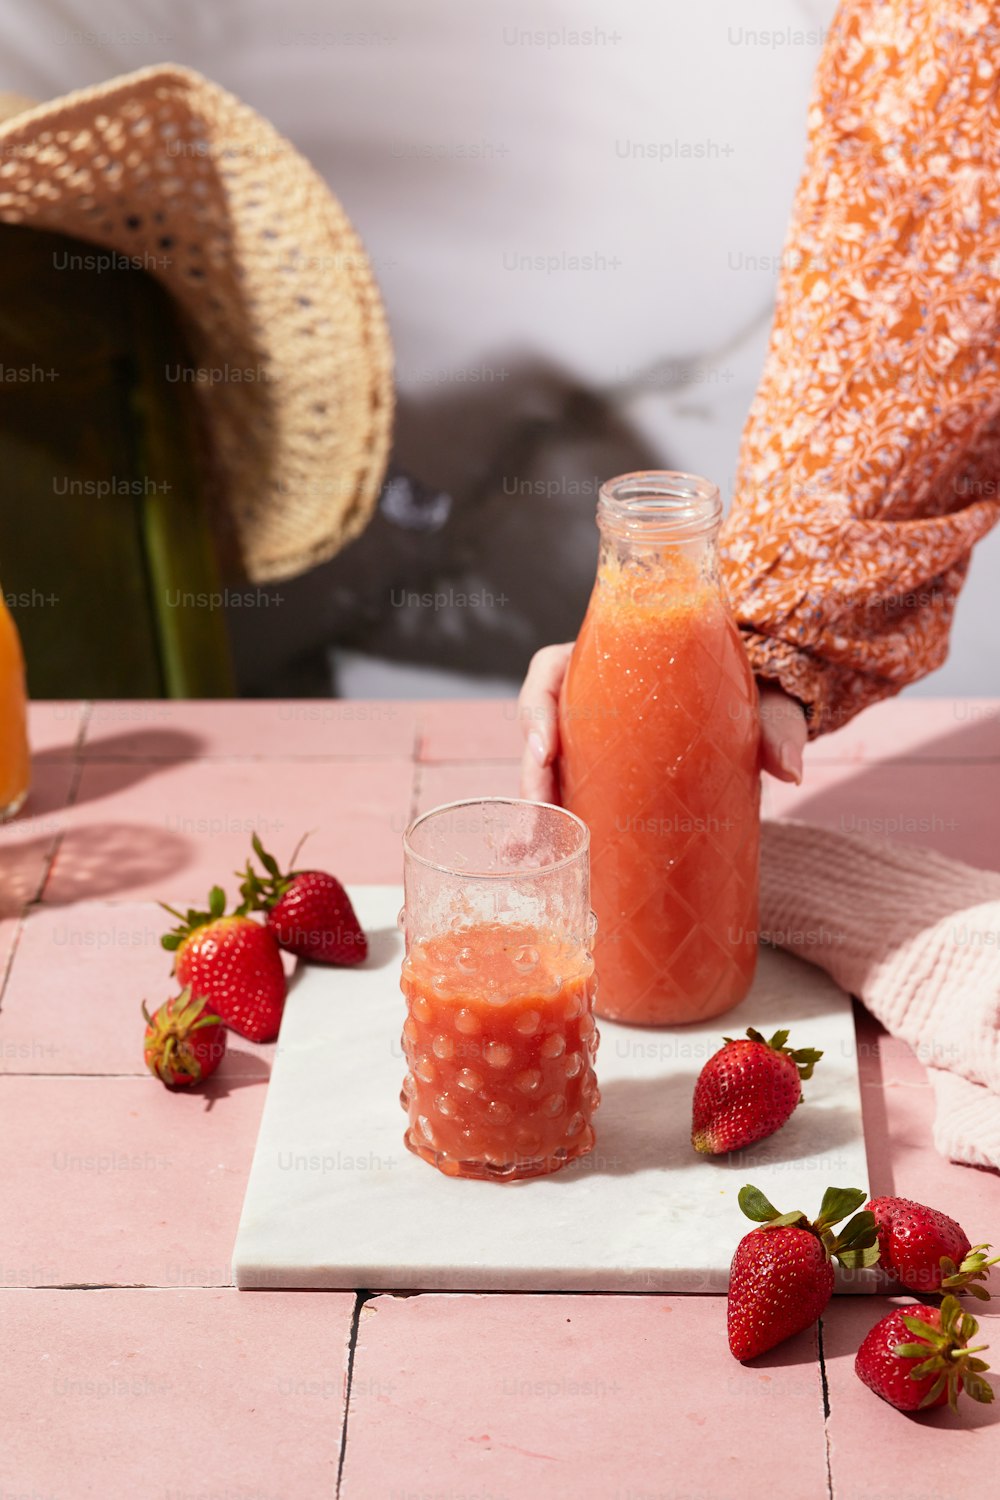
[594, 471, 722, 602]
[597, 471, 722, 543]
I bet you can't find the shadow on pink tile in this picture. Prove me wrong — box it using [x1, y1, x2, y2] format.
[82, 699, 419, 759]
[2, 1288, 354, 1496]
[854, 1004, 930, 1092]
[851, 1002, 999, 1217]
[2, 749, 201, 909]
[0, 900, 282, 1076]
[823, 1296, 1000, 1500]
[41, 820, 193, 906]
[813, 698, 1000, 764]
[877, 1078, 1000, 1230]
[27, 700, 87, 756]
[44, 756, 413, 904]
[0, 760, 77, 914]
[767, 756, 1000, 871]
[56, 729, 203, 796]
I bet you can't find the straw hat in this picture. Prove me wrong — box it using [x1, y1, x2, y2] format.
[0, 65, 393, 583]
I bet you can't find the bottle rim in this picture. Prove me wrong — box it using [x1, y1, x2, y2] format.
[597, 470, 722, 540]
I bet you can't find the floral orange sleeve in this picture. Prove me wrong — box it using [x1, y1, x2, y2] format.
[720, 0, 1000, 736]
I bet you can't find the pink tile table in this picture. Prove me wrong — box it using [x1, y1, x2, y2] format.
[1, 698, 998, 1499]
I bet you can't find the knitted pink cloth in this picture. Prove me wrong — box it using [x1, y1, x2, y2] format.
[760, 820, 1000, 1170]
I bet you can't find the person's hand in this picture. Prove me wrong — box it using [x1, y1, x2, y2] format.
[517, 644, 807, 800]
[517, 643, 573, 803]
[757, 683, 807, 785]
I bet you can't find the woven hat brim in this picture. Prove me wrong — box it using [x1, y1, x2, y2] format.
[0, 64, 393, 583]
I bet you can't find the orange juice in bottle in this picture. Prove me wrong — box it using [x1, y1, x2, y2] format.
[0, 593, 30, 820]
[559, 472, 760, 1025]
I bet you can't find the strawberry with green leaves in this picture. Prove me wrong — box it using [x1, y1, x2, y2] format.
[143, 988, 226, 1087]
[692, 1027, 823, 1155]
[238, 834, 367, 967]
[161, 886, 287, 1043]
[728, 1183, 880, 1360]
[866, 1195, 999, 1299]
[855, 1295, 995, 1412]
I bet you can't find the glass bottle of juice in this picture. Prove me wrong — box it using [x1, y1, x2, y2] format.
[0, 592, 30, 820]
[559, 471, 760, 1025]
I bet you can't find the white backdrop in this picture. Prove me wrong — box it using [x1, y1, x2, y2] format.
[2, 0, 997, 697]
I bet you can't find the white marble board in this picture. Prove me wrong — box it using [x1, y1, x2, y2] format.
[233, 886, 873, 1292]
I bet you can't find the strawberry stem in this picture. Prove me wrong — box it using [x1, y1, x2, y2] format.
[941, 1244, 1000, 1299]
[723, 1026, 823, 1082]
[159, 888, 236, 952]
[237, 833, 316, 914]
[287, 831, 312, 870]
[739, 1182, 880, 1269]
[897, 1296, 996, 1409]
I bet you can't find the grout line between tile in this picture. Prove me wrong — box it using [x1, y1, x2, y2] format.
[805, 755, 1000, 767]
[32, 708, 90, 909]
[1, 1072, 174, 1079]
[0, 712, 91, 1012]
[40, 759, 999, 786]
[0, 909, 28, 1013]
[74, 701, 94, 756]
[860, 1079, 933, 1091]
[416, 757, 521, 768]
[336, 1290, 371, 1499]
[17, 1282, 235, 1291]
[79, 753, 418, 764]
[817, 1317, 834, 1500]
[56, 750, 1000, 767]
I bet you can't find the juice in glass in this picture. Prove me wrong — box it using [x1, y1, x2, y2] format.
[559, 472, 760, 1026]
[400, 799, 599, 1180]
[0, 595, 30, 820]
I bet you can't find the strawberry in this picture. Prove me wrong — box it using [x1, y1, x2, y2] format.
[728, 1183, 880, 1359]
[866, 1195, 998, 1299]
[692, 1027, 823, 1154]
[161, 886, 287, 1043]
[142, 988, 226, 1088]
[855, 1294, 995, 1412]
[238, 834, 367, 966]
